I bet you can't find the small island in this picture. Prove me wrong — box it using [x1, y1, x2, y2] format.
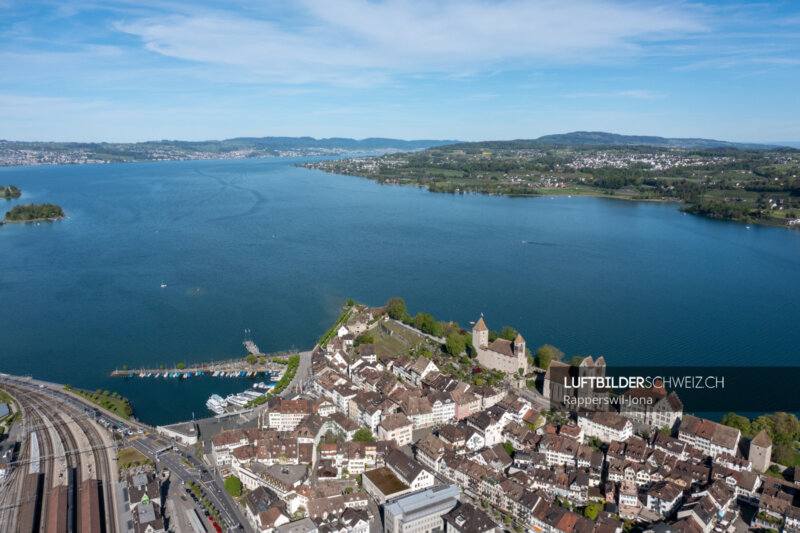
[4, 202, 64, 223]
[1, 184, 21, 199]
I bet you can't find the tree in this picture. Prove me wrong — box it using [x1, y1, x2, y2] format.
[502, 440, 515, 458]
[122, 364, 128, 370]
[412, 312, 444, 337]
[721, 412, 751, 435]
[445, 333, 466, 355]
[345, 487, 354, 494]
[352, 427, 376, 442]
[499, 326, 517, 341]
[224, 475, 242, 498]
[534, 344, 564, 370]
[386, 297, 407, 320]
[246, 354, 257, 365]
[584, 503, 602, 520]
[347, 298, 355, 306]
[177, 362, 185, 370]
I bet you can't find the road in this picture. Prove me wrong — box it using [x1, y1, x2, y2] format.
[516, 386, 552, 412]
[128, 435, 252, 532]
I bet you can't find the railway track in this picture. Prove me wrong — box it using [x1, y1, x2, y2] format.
[14, 389, 57, 533]
[68, 401, 118, 533]
[0, 382, 119, 533]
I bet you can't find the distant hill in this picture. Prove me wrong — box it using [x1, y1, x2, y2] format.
[137, 136, 458, 152]
[446, 131, 782, 151]
[534, 131, 782, 149]
[1, 136, 456, 153]
[0, 136, 459, 166]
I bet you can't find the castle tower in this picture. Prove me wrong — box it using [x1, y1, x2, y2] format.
[749, 429, 772, 472]
[513, 332, 527, 374]
[513, 332, 526, 358]
[472, 317, 488, 349]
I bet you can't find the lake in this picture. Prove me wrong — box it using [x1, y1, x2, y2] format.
[1, 157, 799, 425]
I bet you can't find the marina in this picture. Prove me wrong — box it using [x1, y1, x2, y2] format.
[205, 382, 275, 415]
[115, 369, 278, 379]
[110, 333, 291, 380]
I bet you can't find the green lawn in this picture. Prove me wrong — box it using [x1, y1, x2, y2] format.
[0, 388, 14, 404]
[777, 450, 800, 468]
[117, 447, 151, 468]
[373, 321, 427, 359]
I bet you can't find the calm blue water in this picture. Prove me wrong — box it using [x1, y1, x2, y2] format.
[1, 158, 799, 425]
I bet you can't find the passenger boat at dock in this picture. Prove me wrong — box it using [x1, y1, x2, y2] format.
[225, 394, 250, 407]
[206, 394, 226, 414]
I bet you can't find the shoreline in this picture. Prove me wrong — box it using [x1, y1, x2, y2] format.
[309, 167, 797, 230]
[2, 215, 64, 224]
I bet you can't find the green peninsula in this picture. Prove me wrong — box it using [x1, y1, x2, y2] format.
[301, 134, 800, 228]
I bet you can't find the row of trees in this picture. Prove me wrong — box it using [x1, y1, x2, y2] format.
[680, 201, 757, 222]
[187, 480, 223, 523]
[386, 297, 447, 338]
[64, 384, 134, 418]
[318, 307, 353, 346]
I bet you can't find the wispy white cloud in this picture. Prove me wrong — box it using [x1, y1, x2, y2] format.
[1, 0, 799, 142]
[564, 90, 665, 99]
[113, 0, 709, 85]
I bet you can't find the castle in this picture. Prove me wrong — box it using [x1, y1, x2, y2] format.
[471, 318, 528, 375]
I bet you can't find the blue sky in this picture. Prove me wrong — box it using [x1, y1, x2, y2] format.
[1, 0, 799, 143]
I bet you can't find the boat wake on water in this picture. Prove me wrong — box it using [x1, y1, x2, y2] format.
[521, 240, 558, 246]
